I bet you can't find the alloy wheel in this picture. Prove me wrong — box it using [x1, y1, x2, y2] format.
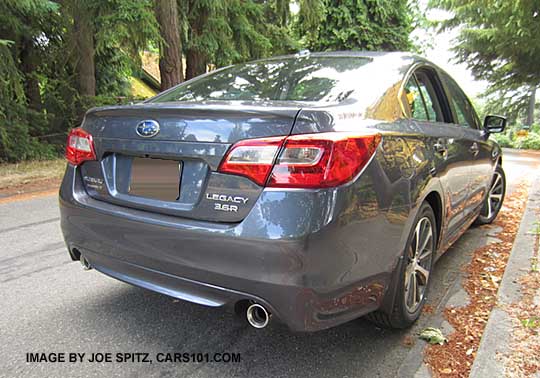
[404, 217, 434, 313]
[483, 172, 504, 219]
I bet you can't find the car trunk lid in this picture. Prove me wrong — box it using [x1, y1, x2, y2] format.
[79, 102, 301, 222]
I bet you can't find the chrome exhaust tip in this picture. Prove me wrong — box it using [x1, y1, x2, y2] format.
[80, 255, 92, 270]
[246, 303, 270, 329]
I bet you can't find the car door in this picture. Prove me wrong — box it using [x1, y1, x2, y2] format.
[440, 73, 494, 215]
[402, 68, 472, 238]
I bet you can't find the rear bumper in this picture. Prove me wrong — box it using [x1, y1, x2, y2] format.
[60, 164, 405, 332]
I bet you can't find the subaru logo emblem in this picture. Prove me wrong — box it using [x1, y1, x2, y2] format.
[136, 120, 160, 138]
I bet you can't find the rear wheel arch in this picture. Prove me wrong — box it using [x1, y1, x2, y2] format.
[368, 201, 437, 328]
[376, 189, 442, 318]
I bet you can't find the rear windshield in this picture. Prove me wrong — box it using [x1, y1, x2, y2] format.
[151, 56, 371, 103]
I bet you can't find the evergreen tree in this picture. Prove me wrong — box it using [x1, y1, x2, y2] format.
[66, 0, 159, 97]
[304, 0, 414, 52]
[0, 0, 419, 162]
[182, 0, 298, 80]
[430, 0, 540, 124]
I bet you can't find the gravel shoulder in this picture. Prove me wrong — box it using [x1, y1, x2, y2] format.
[0, 159, 64, 198]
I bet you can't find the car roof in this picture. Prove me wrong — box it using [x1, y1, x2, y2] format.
[248, 50, 429, 73]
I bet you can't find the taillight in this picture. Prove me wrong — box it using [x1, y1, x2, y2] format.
[218, 136, 286, 186]
[218, 132, 381, 188]
[65, 128, 96, 166]
[269, 132, 381, 188]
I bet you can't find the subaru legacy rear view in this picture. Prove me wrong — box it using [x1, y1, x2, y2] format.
[60, 52, 507, 331]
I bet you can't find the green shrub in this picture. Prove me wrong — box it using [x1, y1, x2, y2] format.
[514, 132, 540, 150]
[490, 133, 513, 148]
[0, 113, 57, 162]
[507, 129, 515, 141]
[0, 46, 57, 162]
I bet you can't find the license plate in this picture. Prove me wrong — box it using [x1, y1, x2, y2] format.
[129, 157, 181, 201]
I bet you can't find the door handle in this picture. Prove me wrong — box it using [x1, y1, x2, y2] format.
[433, 139, 447, 155]
[470, 142, 479, 156]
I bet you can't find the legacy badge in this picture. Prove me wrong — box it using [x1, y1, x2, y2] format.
[206, 193, 249, 212]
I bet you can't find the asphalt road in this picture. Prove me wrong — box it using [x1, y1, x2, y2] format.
[1, 149, 539, 378]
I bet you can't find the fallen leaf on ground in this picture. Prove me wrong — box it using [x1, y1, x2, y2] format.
[424, 184, 531, 377]
[419, 327, 447, 345]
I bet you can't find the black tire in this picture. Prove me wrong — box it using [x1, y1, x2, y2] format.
[367, 202, 437, 329]
[475, 165, 506, 225]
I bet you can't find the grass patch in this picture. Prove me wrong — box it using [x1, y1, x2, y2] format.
[0, 158, 66, 190]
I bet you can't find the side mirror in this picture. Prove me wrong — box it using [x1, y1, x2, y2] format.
[484, 115, 507, 133]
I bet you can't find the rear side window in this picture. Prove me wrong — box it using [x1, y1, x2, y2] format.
[416, 78, 438, 121]
[402, 72, 444, 122]
[403, 77, 429, 121]
[442, 74, 481, 129]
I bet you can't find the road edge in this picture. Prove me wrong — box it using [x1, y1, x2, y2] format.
[469, 173, 540, 376]
[502, 147, 540, 156]
[0, 188, 58, 204]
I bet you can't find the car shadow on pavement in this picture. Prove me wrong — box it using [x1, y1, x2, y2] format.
[67, 277, 410, 377]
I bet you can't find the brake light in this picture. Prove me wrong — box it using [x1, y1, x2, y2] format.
[218, 132, 381, 188]
[65, 128, 96, 166]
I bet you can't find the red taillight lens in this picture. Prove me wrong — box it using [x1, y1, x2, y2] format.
[269, 132, 381, 188]
[218, 132, 381, 188]
[65, 128, 96, 166]
[218, 136, 286, 186]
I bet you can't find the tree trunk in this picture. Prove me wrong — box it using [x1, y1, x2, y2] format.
[185, 2, 208, 80]
[185, 48, 207, 80]
[19, 38, 42, 110]
[155, 0, 184, 90]
[72, 3, 96, 96]
[526, 86, 536, 126]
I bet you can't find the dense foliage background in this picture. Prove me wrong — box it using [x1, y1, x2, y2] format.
[429, 0, 540, 150]
[0, 0, 538, 162]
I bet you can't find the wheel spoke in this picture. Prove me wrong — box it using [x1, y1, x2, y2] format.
[407, 245, 415, 260]
[418, 247, 432, 261]
[405, 270, 414, 306]
[490, 193, 502, 200]
[492, 183, 503, 194]
[414, 220, 423, 256]
[411, 273, 418, 304]
[492, 174, 501, 190]
[419, 227, 432, 256]
[404, 266, 411, 288]
[416, 265, 430, 283]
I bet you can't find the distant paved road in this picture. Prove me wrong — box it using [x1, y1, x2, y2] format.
[1, 149, 538, 378]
